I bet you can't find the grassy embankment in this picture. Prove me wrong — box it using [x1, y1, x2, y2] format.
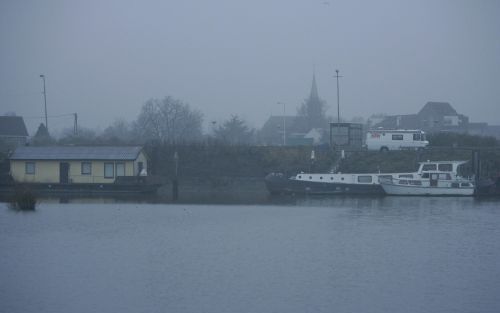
[145, 142, 500, 180]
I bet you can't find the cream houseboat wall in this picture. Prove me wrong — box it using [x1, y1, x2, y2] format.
[134, 151, 148, 175]
[11, 157, 144, 184]
[11, 160, 59, 183]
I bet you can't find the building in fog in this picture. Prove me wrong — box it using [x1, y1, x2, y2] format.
[373, 102, 468, 131]
[373, 101, 500, 138]
[259, 74, 329, 145]
[9, 146, 148, 184]
[0, 116, 29, 147]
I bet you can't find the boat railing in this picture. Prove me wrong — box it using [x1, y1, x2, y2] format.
[384, 175, 474, 187]
[379, 176, 420, 185]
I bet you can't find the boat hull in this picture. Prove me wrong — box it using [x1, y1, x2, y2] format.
[265, 173, 383, 195]
[380, 182, 474, 196]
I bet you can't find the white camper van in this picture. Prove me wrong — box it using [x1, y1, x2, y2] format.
[366, 129, 429, 151]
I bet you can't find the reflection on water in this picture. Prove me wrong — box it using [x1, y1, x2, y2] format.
[7, 193, 489, 208]
[1, 196, 499, 313]
[2, 189, 496, 207]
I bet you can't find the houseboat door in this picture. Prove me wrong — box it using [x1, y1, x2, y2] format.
[60, 162, 70, 184]
[430, 173, 438, 187]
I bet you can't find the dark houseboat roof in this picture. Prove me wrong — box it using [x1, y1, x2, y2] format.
[10, 146, 144, 161]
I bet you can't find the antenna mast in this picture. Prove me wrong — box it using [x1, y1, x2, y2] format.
[334, 69, 343, 124]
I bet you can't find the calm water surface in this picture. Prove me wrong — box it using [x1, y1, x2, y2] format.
[1, 197, 499, 313]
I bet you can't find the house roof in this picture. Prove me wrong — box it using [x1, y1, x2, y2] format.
[261, 115, 309, 133]
[373, 114, 420, 129]
[0, 116, 29, 137]
[10, 146, 144, 160]
[418, 102, 457, 117]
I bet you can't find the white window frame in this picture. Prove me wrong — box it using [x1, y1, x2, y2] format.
[25, 162, 35, 175]
[81, 162, 92, 175]
[104, 162, 114, 178]
[116, 162, 125, 177]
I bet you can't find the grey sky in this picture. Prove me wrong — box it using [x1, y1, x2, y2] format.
[1, 0, 499, 134]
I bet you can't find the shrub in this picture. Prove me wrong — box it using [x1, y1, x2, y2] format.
[9, 186, 37, 211]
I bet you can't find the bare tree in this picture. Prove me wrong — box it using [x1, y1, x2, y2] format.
[58, 126, 97, 145]
[136, 96, 203, 143]
[101, 119, 136, 143]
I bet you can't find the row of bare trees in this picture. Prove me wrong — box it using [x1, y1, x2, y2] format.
[33, 96, 256, 146]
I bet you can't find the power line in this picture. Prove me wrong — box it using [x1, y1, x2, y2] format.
[23, 113, 75, 119]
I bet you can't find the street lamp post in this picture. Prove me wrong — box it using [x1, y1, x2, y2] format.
[40, 74, 48, 131]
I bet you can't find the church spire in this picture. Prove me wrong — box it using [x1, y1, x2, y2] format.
[310, 72, 319, 101]
[301, 71, 326, 130]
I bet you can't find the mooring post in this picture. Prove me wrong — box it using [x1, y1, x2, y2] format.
[472, 149, 481, 185]
[310, 149, 316, 173]
[173, 151, 179, 201]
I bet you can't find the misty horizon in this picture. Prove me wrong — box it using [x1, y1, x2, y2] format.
[1, 0, 499, 135]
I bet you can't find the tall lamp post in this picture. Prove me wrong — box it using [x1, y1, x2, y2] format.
[278, 101, 286, 145]
[40, 74, 48, 131]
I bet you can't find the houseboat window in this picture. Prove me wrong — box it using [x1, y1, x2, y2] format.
[413, 133, 421, 141]
[81, 162, 92, 175]
[25, 162, 35, 175]
[104, 163, 114, 178]
[422, 173, 430, 178]
[378, 175, 392, 182]
[298, 175, 302, 179]
[438, 164, 453, 171]
[461, 182, 471, 187]
[116, 163, 125, 177]
[392, 134, 403, 140]
[409, 180, 422, 186]
[438, 173, 451, 180]
[399, 174, 413, 178]
[358, 176, 372, 183]
[399, 179, 408, 185]
[451, 182, 459, 188]
[422, 164, 437, 171]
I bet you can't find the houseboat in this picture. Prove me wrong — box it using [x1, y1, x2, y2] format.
[379, 161, 474, 196]
[265, 171, 416, 195]
[265, 160, 471, 196]
[3, 146, 160, 194]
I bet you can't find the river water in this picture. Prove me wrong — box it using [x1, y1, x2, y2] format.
[1, 196, 499, 313]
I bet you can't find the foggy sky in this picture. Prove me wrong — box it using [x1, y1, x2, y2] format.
[1, 0, 499, 135]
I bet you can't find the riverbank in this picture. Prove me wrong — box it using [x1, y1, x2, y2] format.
[145, 144, 500, 179]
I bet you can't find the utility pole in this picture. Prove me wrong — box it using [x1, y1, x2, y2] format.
[173, 151, 179, 201]
[278, 102, 286, 146]
[74, 113, 78, 136]
[40, 74, 48, 131]
[334, 69, 343, 124]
